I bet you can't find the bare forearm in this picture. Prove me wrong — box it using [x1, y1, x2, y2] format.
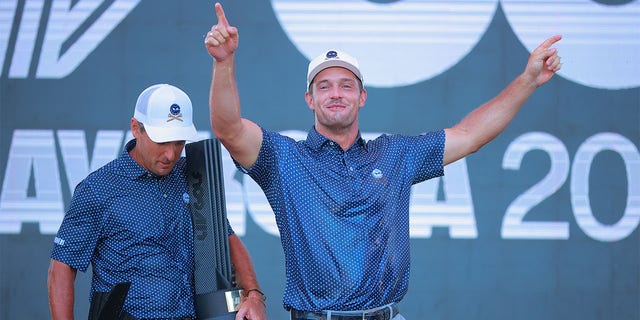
[444, 73, 537, 165]
[210, 56, 243, 141]
[229, 234, 260, 291]
[209, 57, 263, 168]
[228, 234, 268, 319]
[463, 73, 536, 144]
[48, 259, 77, 320]
[444, 35, 561, 166]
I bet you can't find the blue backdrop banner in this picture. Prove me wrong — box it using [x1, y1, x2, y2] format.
[0, 1, 638, 319]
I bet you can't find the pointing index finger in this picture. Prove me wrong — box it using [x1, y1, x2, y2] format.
[215, 2, 230, 27]
[541, 34, 562, 50]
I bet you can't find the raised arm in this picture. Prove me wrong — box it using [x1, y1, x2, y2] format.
[443, 35, 562, 166]
[48, 259, 77, 320]
[229, 234, 267, 320]
[205, 2, 262, 169]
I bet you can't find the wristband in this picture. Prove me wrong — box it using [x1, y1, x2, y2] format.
[243, 288, 266, 301]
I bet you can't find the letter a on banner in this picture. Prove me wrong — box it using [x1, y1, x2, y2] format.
[0, 130, 64, 234]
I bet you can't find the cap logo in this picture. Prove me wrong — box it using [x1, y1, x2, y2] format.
[325, 50, 338, 60]
[167, 103, 183, 122]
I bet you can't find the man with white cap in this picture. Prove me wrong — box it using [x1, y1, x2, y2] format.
[48, 84, 267, 320]
[205, 3, 561, 319]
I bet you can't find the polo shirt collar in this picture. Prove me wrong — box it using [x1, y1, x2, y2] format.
[306, 126, 367, 152]
[118, 139, 156, 180]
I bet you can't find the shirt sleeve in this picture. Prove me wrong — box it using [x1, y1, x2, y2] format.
[411, 129, 446, 183]
[50, 180, 104, 272]
[239, 127, 279, 190]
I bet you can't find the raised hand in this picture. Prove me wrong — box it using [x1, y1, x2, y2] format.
[205, 2, 239, 62]
[524, 35, 563, 87]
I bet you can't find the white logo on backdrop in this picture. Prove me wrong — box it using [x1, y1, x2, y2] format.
[501, 0, 640, 90]
[271, 0, 640, 89]
[271, 0, 499, 88]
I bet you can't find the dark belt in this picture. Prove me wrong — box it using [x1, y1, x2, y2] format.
[290, 303, 399, 320]
[139, 317, 196, 320]
[139, 318, 195, 320]
[134, 316, 195, 320]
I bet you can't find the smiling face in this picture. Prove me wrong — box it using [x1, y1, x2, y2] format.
[129, 119, 185, 176]
[305, 67, 367, 138]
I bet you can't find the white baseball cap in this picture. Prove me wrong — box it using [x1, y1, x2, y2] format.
[307, 50, 363, 91]
[133, 84, 198, 143]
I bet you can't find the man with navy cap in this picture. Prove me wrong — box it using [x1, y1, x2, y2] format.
[47, 84, 267, 320]
[205, 2, 561, 319]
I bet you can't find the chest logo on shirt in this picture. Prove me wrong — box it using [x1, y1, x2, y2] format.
[372, 168, 387, 184]
[182, 192, 190, 204]
[372, 168, 385, 179]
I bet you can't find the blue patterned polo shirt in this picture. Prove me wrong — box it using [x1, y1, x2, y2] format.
[243, 127, 445, 311]
[51, 139, 199, 319]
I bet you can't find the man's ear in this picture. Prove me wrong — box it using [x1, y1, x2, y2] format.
[358, 88, 367, 108]
[305, 91, 314, 111]
[130, 118, 140, 138]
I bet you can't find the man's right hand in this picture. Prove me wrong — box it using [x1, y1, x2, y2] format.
[205, 2, 239, 62]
